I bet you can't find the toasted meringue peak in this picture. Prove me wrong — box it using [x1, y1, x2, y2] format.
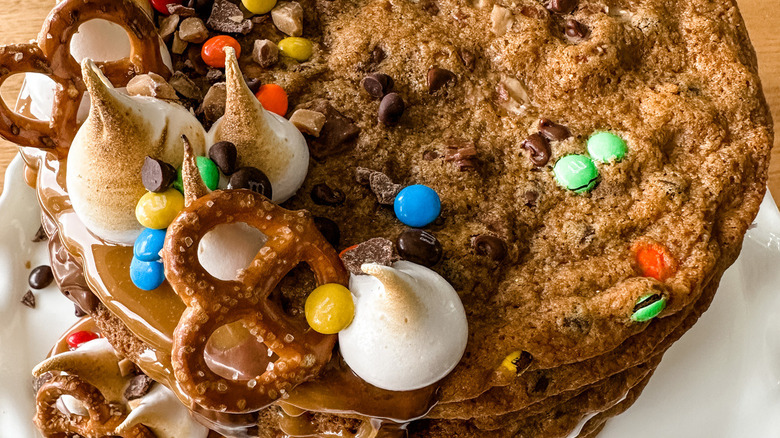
[208, 46, 309, 203]
[32, 338, 128, 403]
[339, 261, 469, 391]
[181, 135, 209, 206]
[117, 384, 209, 438]
[66, 59, 207, 244]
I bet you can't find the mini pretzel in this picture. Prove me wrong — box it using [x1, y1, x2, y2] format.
[164, 190, 349, 413]
[34, 375, 154, 438]
[0, 0, 169, 158]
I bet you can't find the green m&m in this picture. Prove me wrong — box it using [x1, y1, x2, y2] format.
[553, 154, 600, 193]
[587, 131, 627, 163]
[174, 157, 220, 192]
[631, 293, 667, 322]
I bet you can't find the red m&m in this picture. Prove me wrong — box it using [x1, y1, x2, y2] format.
[66, 330, 99, 350]
[150, 0, 182, 15]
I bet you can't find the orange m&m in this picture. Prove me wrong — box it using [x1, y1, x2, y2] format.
[255, 84, 289, 117]
[201, 36, 241, 68]
[632, 240, 678, 281]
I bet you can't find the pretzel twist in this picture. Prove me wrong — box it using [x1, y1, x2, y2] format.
[164, 190, 349, 413]
[34, 375, 154, 438]
[0, 0, 169, 158]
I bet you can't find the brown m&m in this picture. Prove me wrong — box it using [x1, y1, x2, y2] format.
[397, 229, 443, 267]
[472, 235, 508, 261]
[227, 167, 273, 198]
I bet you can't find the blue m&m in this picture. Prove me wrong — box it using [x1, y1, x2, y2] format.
[130, 228, 167, 291]
[133, 228, 167, 261]
[394, 185, 441, 228]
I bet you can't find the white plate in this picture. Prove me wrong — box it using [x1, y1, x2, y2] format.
[1, 153, 779, 437]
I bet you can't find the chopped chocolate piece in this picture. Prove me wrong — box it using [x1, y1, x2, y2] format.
[355, 167, 372, 185]
[228, 167, 273, 199]
[32, 225, 47, 242]
[523, 190, 539, 207]
[253, 39, 279, 68]
[167, 3, 198, 16]
[272, 2, 304, 36]
[206, 68, 225, 83]
[127, 73, 178, 100]
[169, 71, 203, 100]
[472, 235, 508, 261]
[290, 109, 327, 137]
[124, 374, 154, 401]
[547, 0, 577, 14]
[245, 77, 262, 94]
[33, 372, 53, 393]
[397, 229, 443, 267]
[185, 44, 209, 75]
[251, 15, 270, 25]
[459, 48, 476, 71]
[340, 238, 398, 275]
[538, 118, 571, 141]
[21, 290, 35, 308]
[142, 156, 177, 192]
[209, 141, 238, 175]
[310, 183, 345, 206]
[207, 0, 253, 34]
[179, 17, 209, 43]
[361, 73, 393, 99]
[445, 142, 478, 171]
[564, 18, 588, 42]
[378, 93, 405, 126]
[427, 67, 456, 93]
[491, 5, 513, 36]
[313, 216, 340, 247]
[158, 14, 180, 40]
[423, 150, 439, 161]
[29, 265, 53, 289]
[369, 171, 403, 205]
[521, 133, 551, 166]
[200, 82, 227, 123]
[297, 99, 360, 159]
[370, 46, 386, 65]
[171, 31, 188, 55]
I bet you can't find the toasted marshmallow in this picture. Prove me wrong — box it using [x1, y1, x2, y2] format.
[118, 384, 209, 438]
[339, 261, 468, 391]
[198, 222, 268, 281]
[67, 60, 207, 244]
[208, 47, 309, 203]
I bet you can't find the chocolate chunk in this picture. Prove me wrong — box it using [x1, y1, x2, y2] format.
[538, 118, 571, 141]
[311, 183, 345, 206]
[169, 72, 203, 100]
[378, 93, 405, 126]
[32, 225, 47, 242]
[521, 133, 551, 166]
[340, 238, 398, 276]
[361, 73, 393, 99]
[244, 77, 261, 94]
[459, 48, 476, 71]
[124, 374, 154, 401]
[228, 167, 273, 199]
[207, 0, 253, 34]
[171, 31, 188, 55]
[179, 17, 209, 43]
[313, 216, 340, 247]
[142, 156, 177, 192]
[21, 290, 35, 308]
[209, 141, 237, 175]
[271, 2, 304, 37]
[158, 14, 180, 40]
[127, 73, 178, 100]
[423, 150, 439, 161]
[471, 235, 507, 261]
[186, 0, 214, 14]
[200, 82, 227, 123]
[397, 229, 442, 267]
[369, 171, 403, 205]
[206, 68, 225, 83]
[29, 265, 53, 289]
[253, 39, 279, 69]
[547, 0, 577, 14]
[167, 3, 197, 16]
[355, 167, 372, 185]
[297, 99, 361, 159]
[445, 142, 478, 171]
[33, 372, 53, 393]
[420, 0, 439, 14]
[564, 19, 588, 42]
[522, 190, 539, 207]
[427, 67, 456, 93]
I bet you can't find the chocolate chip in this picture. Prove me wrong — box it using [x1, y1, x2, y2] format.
[397, 229, 442, 267]
[522, 190, 539, 207]
[521, 133, 551, 166]
[124, 374, 154, 401]
[459, 48, 476, 71]
[29, 265, 53, 289]
[142, 156, 177, 192]
[510, 351, 533, 375]
[529, 373, 550, 394]
[427, 67, 456, 93]
[547, 0, 577, 14]
[209, 141, 238, 175]
[423, 150, 439, 161]
[340, 238, 398, 276]
[207, 0, 253, 34]
[564, 19, 588, 41]
[361, 73, 394, 99]
[32, 225, 47, 242]
[310, 183, 345, 206]
[21, 290, 35, 308]
[313, 217, 340, 247]
[472, 235, 507, 261]
[369, 171, 403, 205]
[370, 46, 386, 65]
[228, 167, 273, 198]
[297, 99, 360, 159]
[445, 142, 478, 171]
[538, 119, 571, 141]
[378, 93, 405, 126]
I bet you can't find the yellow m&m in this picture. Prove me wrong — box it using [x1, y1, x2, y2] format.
[305, 284, 355, 334]
[278, 37, 313, 62]
[135, 189, 184, 229]
[242, 0, 277, 15]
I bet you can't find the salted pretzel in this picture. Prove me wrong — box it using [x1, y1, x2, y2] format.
[34, 375, 154, 438]
[164, 189, 350, 413]
[0, 0, 169, 158]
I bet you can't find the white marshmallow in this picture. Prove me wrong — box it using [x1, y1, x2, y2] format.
[118, 384, 209, 438]
[197, 222, 268, 281]
[339, 261, 468, 391]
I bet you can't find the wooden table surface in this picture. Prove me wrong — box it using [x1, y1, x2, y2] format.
[0, 0, 777, 196]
